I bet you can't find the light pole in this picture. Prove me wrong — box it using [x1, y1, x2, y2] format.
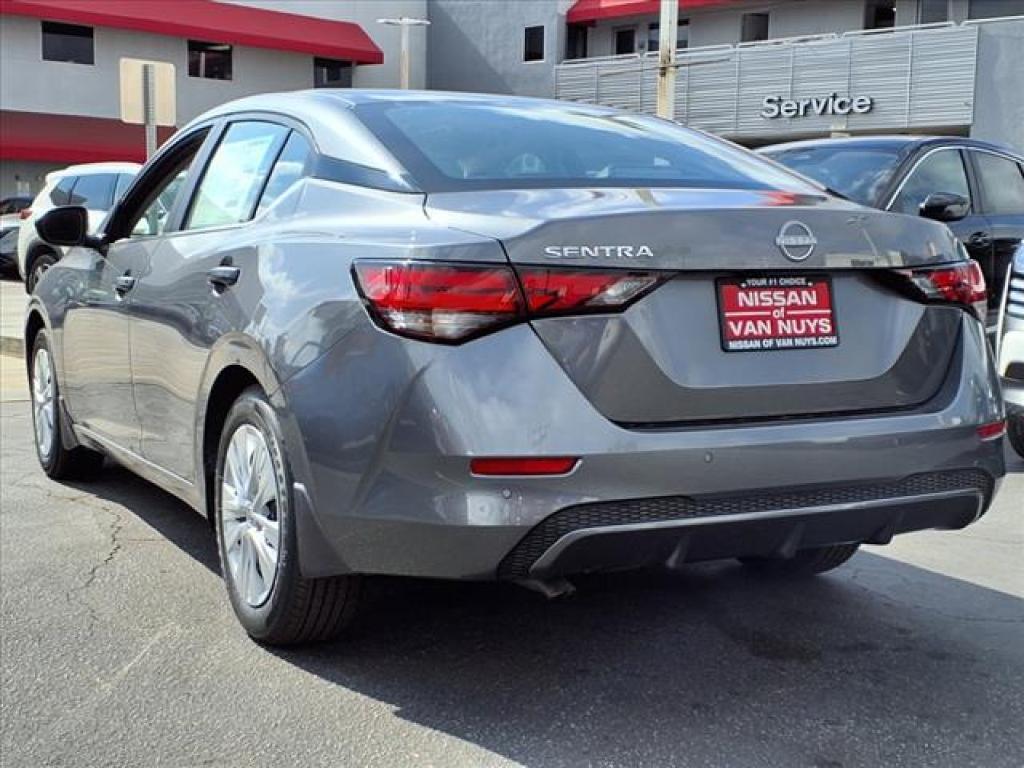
[376, 17, 430, 89]
[656, 0, 679, 119]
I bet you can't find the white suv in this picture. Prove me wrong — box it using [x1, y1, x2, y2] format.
[17, 162, 139, 291]
[997, 243, 1024, 457]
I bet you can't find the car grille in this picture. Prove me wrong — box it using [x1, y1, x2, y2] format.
[497, 469, 993, 579]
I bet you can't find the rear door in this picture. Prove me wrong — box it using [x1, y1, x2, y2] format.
[969, 149, 1024, 315]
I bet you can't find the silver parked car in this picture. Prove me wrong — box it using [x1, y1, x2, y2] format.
[25, 91, 1006, 645]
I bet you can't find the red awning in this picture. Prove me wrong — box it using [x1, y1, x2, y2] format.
[567, 0, 734, 24]
[0, 111, 176, 164]
[0, 0, 383, 64]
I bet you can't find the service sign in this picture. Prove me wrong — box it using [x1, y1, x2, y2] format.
[717, 275, 839, 352]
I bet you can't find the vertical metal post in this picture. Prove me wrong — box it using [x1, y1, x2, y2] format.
[399, 23, 411, 89]
[142, 62, 157, 159]
[656, 0, 679, 119]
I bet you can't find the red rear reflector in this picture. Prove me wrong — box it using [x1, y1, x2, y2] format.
[470, 457, 579, 476]
[517, 268, 662, 314]
[907, 261, 987, 321]
[977, 420, 1006, 441]
[18, 208, 32, 220]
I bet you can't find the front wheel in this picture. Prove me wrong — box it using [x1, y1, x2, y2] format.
[1008, 413, 1024, 460]
[739, 543, 860, 577]
[27, 251, 57, 293]
[214, 387, 360, 645]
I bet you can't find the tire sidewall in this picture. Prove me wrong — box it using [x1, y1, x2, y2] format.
[214, 389, 301, 639]
[29, 252, 56, 293]
[30, 330, 59, 472]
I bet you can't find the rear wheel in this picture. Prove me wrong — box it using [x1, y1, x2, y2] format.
[27, 251, 57, 292]
[214, 387, 360, 645]
[30, 330, 104, 479]
[1008, 413, 1024, 459]
[739, 543, 860, 577]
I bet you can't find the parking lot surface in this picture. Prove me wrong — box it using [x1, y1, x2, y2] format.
[1, 373, 1022, 767]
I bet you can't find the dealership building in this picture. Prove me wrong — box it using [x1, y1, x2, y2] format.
[1, 0, 1022, 197]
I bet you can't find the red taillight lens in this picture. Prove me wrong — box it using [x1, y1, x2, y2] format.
[517, 268, 663, 315]
[353, 261, 524, 342]
[977, 420, 1006, 441]
[905, 261, 987, 321]
[18, 208, 32, 220]
[353, 261, 665, 343]
[470, 457, 579, 476]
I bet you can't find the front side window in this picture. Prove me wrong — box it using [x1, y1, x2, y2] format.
[314, 57, 352, 88]
[524, 26, 545, 62]
[41, 22, 94, 65]
[615, 27, 636, 55]
[256, 132, 313, 215]
[356, 101, 819, 194]
[68, 173, 116, 210]
[741, 13, 770, 42]
[188, 40, 232, 80]
[186, 122, 289, 230]
[891, 150, 971, 215]
[128, 141, 204, 238]
[974, 152, 1024, 215]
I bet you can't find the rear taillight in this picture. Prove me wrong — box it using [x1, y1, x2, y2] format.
[470, 457, 579, 476]
[353, 261, 664, 343]
[898, 261, 987, 321]
[18, 208, 32, 220]
[977, 420, 1006, 441]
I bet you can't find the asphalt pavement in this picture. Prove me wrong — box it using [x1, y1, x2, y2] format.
[1, 370, 1022, 768]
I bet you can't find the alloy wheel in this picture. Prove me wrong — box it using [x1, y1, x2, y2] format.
[220, 424, 281, 607]
[32, 346, 56, 459]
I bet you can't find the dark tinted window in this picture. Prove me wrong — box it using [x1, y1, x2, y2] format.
[0, 197, 31, 215]
[357, 101, 816, 194]
[678, 19, 690, 49]
[187, 122, 288, 229]
[866, 0, 896, 29]
[615, 27, 636, 55]
[974, 152, 1024, 215]
[765, 145, 903, 205]
[524, 26, 545, 62]
[188, 40, 232, 80]
[50, 177, 76, 206]
[314, 57, 352, 88]
[969, 0, 1024, 19]
[891, 149, 970, 215]
[741, 13, 769, 42]
[68, 173, 116, 209]
[41, 22, 93, 65]
[567, 24, 588, 59]
[256, 132, 313, 215]
[918, 0, 949, 22]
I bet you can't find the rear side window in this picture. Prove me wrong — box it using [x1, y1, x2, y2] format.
[256, 132, 313, 215]
[68, 173, 116, 210]
[50, 176, 76, 206]
[114, 173, 135, 202]
[973, 152, 1024, 215]
[186, 121, 289, 230]
[890, 149, 970, 215]
[356, 101, 815, 193]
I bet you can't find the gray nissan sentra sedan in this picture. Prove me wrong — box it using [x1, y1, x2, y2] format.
[25, 91, 1006, 645]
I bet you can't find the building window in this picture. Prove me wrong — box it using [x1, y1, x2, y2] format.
[969, 0, 1024, 18]
[678, 19, 690, 50]
[918, 0, 950, 23]
[646, 23, 659, 52]
[740, 13, 770, 43]
[314, 58, 353, 88]
[188, 40, 232, 80]
[614, 27, 636, 55]
[566, 23, 588, 59]
[524, 26, 545, 62]
[866, 1, 896, 29]
[41, 21, 94, 65]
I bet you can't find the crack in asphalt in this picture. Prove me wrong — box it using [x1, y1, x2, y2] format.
[64, 497, 128, 630]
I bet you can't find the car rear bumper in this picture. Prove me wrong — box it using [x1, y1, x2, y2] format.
[279, 315, 1006, 580]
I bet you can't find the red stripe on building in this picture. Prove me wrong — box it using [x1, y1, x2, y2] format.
[567, 0, 735, 24]
[0, 111, 176, 164]
[0, 0, 383, 64]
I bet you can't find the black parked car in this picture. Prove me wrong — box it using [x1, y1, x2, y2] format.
[761, 137, 1024, 329]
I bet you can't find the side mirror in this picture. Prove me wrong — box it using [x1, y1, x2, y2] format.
[919, 192, 969, 223]
[35, 206, 105, 250]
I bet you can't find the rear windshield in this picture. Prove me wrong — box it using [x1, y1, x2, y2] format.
[356, 101, 817, 194]
[762, 145, 904, 206]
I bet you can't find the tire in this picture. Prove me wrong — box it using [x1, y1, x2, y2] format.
[214, 387, 360, 645]
[1008, 413, 1024, 460]
[29, 330, 105, 480]
[27, 251, 57, 293]
[739, 543, 860, 577]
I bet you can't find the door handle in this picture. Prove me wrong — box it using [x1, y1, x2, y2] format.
[207, 265, 240, 289]
[967, 231, 992, 247]
[114, 274, 136, 295]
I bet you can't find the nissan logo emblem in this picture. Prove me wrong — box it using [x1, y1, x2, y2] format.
[775, 221, 817, 262]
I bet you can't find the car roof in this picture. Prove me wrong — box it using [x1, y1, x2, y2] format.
[45, 162, 142, 182]
[760, 135, 1023, 161]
